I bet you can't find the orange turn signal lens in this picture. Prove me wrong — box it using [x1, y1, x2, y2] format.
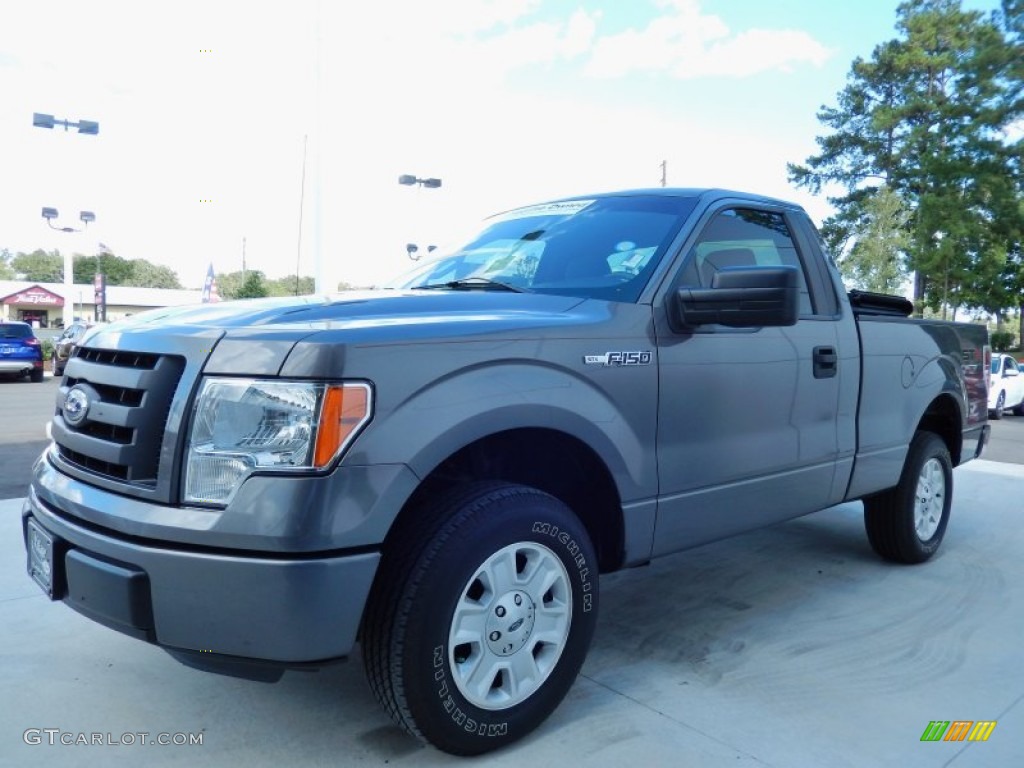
[313, 383, 372, 468]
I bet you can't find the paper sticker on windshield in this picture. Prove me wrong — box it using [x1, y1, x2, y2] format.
[497, 199, 595, 221]
[584, 351, 652, 367]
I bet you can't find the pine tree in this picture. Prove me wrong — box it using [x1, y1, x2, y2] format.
[789, 0, 1021, 318]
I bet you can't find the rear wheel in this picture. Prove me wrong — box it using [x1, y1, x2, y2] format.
[29, 367, 44, 383]
[864, 431, 952, 564]
[362, 482, 598, 755]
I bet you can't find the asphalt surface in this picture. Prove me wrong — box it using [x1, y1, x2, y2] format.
[0, 374, 56, 500]
[2, 460, 1023, 766]
[983, 412, 1024, 463]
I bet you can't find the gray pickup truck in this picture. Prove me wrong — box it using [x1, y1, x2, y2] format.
[23, 188, 989, 755]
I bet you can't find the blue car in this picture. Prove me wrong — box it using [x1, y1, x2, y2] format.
[0, 321, 44, 382]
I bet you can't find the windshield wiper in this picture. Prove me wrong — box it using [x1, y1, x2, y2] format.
[414, 277, 530, 293]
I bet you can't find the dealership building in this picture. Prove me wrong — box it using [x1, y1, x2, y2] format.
[0, 280, 203, 328]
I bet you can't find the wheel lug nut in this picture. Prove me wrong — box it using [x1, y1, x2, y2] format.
[514, 594, 522, 606]
[490, 631, 501, 641]
[495, 606, 506, 617]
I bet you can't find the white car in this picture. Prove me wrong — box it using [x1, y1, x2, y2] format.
[989, 353, 1024, 419]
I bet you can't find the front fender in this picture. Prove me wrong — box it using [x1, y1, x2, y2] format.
[347, 359, 658, 504]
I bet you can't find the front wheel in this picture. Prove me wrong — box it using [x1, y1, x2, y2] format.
[864, 431, 952, 564]
[362, 483, 598, 756]
[991, 391, 1005, 420]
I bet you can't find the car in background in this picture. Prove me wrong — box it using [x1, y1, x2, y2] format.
[989, 353, 1024, 419]
[51, 322, 95, 377]
[0, 321, 44, 382]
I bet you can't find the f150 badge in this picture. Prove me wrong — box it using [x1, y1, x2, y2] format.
[583, 351, 652, 366]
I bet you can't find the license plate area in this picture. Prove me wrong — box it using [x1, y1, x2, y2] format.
[26, 518, 61, 599]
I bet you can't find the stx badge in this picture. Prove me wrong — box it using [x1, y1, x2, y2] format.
[583, 351, 652, 367]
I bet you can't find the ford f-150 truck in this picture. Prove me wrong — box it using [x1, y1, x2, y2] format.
[23, 188, 990, 755]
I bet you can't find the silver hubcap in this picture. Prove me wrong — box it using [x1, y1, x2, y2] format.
[914, 458, 945, 541]
[448, 542, 571, 710]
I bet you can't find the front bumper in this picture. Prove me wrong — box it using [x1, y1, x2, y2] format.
[22, 487, 381, 670]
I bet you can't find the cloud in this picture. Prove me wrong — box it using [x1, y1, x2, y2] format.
[585, 0, 831, 79]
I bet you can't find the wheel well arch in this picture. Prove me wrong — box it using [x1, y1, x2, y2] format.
[391, 428, 625, 573]
[917, 393, 963, 466]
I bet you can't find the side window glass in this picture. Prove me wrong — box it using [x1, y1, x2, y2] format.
[679, 208, 814, 316]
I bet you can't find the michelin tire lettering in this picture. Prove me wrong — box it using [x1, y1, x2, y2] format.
[532, 521, 593, 612]
[432, 645, 509, 737]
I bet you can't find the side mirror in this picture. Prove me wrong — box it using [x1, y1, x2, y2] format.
[672, 265, 799, 329]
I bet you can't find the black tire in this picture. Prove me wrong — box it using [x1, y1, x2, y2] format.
[29, 367, 44, 383]
[362, 482, 598, 756]
[52, 354, 63, 378]
[864, 431, 952, 564]
[1014, 400, 1024, 417]
[990, 391, 1005, 420]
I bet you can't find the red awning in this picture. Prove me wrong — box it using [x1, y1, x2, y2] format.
[1, 284, 65, 307]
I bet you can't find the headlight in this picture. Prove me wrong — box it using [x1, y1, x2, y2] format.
[184, 378, 372, 505]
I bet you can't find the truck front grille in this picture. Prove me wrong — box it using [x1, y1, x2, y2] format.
[53, 349, 186, 487]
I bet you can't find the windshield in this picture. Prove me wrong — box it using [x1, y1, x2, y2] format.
[389, 195, 697, 302]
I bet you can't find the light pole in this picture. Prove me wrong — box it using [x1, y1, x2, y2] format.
[398, 174, 441, 189]
[41, 207, 95, 233]
[33, 113, 99, 135]
[34, 111, 99, 327]
[399, 174, 442, 259]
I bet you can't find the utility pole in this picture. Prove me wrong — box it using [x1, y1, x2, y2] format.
[241, 237, 247, 274]
[295, 134, 307, 295]
[660, 160, 667, 188]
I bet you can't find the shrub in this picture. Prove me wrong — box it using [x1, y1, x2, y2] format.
[990, 330, 1015, 352]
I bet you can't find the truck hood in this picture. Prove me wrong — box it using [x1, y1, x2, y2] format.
[83, 289, 607, 379]
[104, 290, 587, 336]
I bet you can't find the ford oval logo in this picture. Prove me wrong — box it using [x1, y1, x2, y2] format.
[63, 386, 90, 427]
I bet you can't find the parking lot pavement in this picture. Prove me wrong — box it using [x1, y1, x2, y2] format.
[2, 459, 1022, 767]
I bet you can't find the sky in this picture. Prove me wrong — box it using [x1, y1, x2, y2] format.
[0, 0, 1007, 291]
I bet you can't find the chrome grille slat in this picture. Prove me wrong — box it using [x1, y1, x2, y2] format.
[54, 349, 185, 486]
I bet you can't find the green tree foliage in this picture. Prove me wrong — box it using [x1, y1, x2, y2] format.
[789, 0, 1023, 318]
[265, 274, 315, 296]
[0, 248, 14, 280]
[215, 270, 316, 298]
[11, 249, 63, 282]
[214, 270, 246, 299]
[72, 252, 183, 288]
[126, 259, 183, 289]
[841, 186, 911, 294]
[73, 252, 133, 286]
[998, 0, 1024, 344]
[234, 270, 269, 299]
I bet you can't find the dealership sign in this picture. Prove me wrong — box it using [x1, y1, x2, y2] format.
[1, 285, 65, 307]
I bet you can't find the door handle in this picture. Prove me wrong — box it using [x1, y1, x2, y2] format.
[813, 346, 837, 378]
